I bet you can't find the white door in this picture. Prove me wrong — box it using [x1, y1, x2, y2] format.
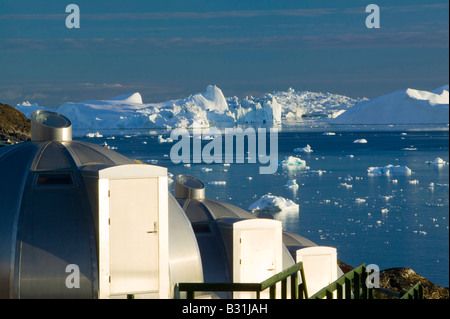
[109, 178, 159, 295]
[235, 228, 279, 298]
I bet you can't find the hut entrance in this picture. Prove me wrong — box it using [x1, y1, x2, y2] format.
[108, 178, 160, 295]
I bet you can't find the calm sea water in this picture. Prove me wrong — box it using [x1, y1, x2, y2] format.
[75, 126, 449, 287]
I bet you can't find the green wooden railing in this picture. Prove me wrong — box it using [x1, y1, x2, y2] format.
[309, 264, 424, 300]
[177, 262, 424, 300]
[309, 264, 370, 299]
[177, 261, 308, 299]
[400, 282, 424, 299]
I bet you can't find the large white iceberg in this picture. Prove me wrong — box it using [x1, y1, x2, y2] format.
[249, 194, 299, 212]
[15, 85, 362, 129]
[332, 85, 449, 124]
[16, 84, 448, 129]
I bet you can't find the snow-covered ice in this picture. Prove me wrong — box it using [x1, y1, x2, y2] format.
[85, 132, 103, 138]
[280, 156, 307, 170]
[332, 85, 449, 124]
[208, 181, 226, 185]
[249, 194, 299, 212]
[367, 165, 413, 176]
[15, 84, 448, 129]
[294, 144, 313, 153]
[353, 139, 368, 144]
[283, 179, 299, 189]
[426, 157, 448, 165]
[158, 135, 174, 143]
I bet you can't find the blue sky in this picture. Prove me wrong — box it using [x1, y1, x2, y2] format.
[0, 0, 448, 107]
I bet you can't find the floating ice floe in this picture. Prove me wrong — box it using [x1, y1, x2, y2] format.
[208, 181, 226, 185]
[85, 132, 103, 138]
[353, 139, 368, 144]
[401, 147, 417, 151]
[304, 170, 326, 175]
[280, 156, 307, 170]
[340, 183, 353, 189]
[294, 144, 313, 153]
[158, 135, 174, 143]
[429, 182, 449, 188]
[322, 132, 336, 136]
[367, 165, 412, 176]
[283, 179, 299, 189]
[408, 179, 419, 185]
[249, 194, 299, 212]
[381, 208, 389, 214]
[201, 167, 212, 172]
[355, 198, 366, 204]
[426, 157, 448, 166]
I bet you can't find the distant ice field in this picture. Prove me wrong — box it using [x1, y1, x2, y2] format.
[75, 127, 449, 287]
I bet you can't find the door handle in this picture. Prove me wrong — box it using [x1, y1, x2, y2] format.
[147, 222, 158, 234]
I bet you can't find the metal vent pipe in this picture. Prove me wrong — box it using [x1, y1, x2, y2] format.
[174, 174, 206, 200]
[31, 110, 72, 142]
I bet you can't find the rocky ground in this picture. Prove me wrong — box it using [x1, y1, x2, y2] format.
[378, 267, 449, 299]
[0, 102, 31, 144]
[338, 260, 448, 299]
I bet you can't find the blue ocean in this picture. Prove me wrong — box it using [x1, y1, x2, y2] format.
[75, 126, 449, 287]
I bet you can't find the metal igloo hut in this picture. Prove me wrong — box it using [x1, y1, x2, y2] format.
[0, 110, 342, 299]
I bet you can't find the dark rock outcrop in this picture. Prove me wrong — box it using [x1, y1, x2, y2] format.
[379, 267, 449, 299]
[0, 103, 31, 144]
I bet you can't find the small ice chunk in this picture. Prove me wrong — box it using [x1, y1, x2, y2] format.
[355, 198, 366, 204]
[294, 144, 313, 153]
[340, 183, 353, 189]
[201, 167, 212, 172]
[158, 135, 174, 143]
[323, 132, 336, 136]
[208, 181, 226, 185]
[305, 170, 326, 175]
[249, 194, 299, 212]
[367, 165, 412, 176]
[353, 139, 368, 144]
[280, 156, 307, 170]
[408, 179, 419, 185]
[426, 157, 447, 165]
[86, 132, 103, 138]
[283, 179, 299, 189]
[402, 147, 417, 151]
[381, 208, 389, 214]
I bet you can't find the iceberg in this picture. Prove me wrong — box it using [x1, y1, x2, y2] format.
[249, 194, 299, 212]
[353, 139, 368, 144]
[367, 165, 413, 176]
[85, 132, 103, 138]
[15, 85, 364, 130]
[294, 144, 313, 153]
[426, 157, 447, 166]
[332, 85, 449, 124]
[283, 179, 299, 189]
[208, 181, 226, 185]
[280, 156, 307, 170]
[157, 135, 174, 143]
